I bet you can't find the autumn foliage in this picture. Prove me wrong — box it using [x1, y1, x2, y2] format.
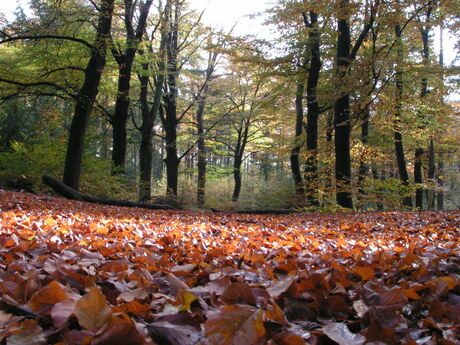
[0, 190, 459, 344]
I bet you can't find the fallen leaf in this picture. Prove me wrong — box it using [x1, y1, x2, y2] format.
[205, 305, 265, 345]
[322, 322, 366, 345]
[74, 286, 112, 331]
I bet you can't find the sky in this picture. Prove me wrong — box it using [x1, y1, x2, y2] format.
[2, 0, 271, 36]
[2, 0, 457, 66]
[189, 0, 270, 35]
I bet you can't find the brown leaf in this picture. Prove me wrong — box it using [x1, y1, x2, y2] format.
[51, 297, 78, 328]
[147, 313, 202, 345]
[28, 280, 69, 313]
[74, 286, 112, 332]
[91, 319, 145, 345]
[6, 319, 46, 345]
[267, 275, 296, 298]
[205, 305, 265, 345]
[221, 282, 257, 305]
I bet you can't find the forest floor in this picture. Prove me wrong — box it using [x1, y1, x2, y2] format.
[0, 190, 459, 345]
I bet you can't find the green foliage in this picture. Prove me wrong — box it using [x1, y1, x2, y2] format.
[0, 135, 133, 199]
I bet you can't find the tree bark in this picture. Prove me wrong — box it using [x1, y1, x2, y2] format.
[138, 4, 168, 201]
[427, 138, 436, 209]
[197, 50, 219, 207]
[111, 0, 153, 174]
[437, 159, 444, 210]
[162, 0, 180, 197]
[414, 3, 433, 209]
[290, 81, 305, 196]
[63, 0, 115, 190]
[394, 22, 413, 208]
[304, 10, 321, 206]
[357, 117, 369, 208]
[334, 2, 353, 209]
[197, 95, 207, 206]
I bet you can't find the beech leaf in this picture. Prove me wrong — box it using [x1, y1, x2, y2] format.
[205, 305, 265, 345]
[74, 286, 112, 331]
[322, 322, 366, 345]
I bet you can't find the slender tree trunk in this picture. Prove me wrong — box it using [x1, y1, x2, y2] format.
[196, 50, 219, 207]
[162, 0, 180, 197]
[138, 6, 167, 201]
[334, 2, 353, 209]
[427, 138, 436, 208]
[111, 0, 153, 174]
[436, 18, 445, 211]
[63, 0, 115, 190]
[290, 81, 305, 195]
[394, 22, 413, 208]
[437, 159, 444, 210]
[197, 95, 207, 206]
[304, 10, 321, 206]
[357, 117, 369, 208]
[232, 158, 242, 202]
[414, 2, 434, 209]
[231, 120, 250, 202]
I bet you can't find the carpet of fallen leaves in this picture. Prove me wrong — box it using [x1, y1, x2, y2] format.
[0, 190, 459, 345]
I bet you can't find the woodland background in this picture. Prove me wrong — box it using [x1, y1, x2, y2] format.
[0, 0, 459, 211]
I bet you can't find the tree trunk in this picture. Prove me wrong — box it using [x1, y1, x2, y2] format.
[394, 22, 413, 208]
[304, 10, 321, 206]
[232, 158, 242, 202]
[357, 117, 369, 208]
[138, 5, 167, 201]
[196, 49, 219, 207]
[290, 81, 305, 196]
[162, 1, 180, 197]
[111, 0, 153, 174]
[197, 98, 207, 207]
[63, 0, 115, 190]
[333, 2, 353, 209]
[437, 159, 444, 210]
[427, 138, 436, 209]
[414, 1, 434, 209]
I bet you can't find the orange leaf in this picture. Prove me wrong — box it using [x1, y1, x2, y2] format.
[116, 301, 151, 313]
[353, 266, 375, 281]
[28, 281, 69, 312]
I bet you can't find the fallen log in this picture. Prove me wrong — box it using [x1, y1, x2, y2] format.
[210, 208, 296, 215]
[42, 174, 177, 210]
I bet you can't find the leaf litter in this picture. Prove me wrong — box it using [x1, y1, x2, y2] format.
[0, 190, 459, 344]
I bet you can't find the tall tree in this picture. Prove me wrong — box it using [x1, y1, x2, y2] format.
[334, 0, 378, 209]
[110, 0, 153, 174]
[393, 16, 414, 208]
[196, 44, 220, 207]
[303, 9, 321, 206]
[137, 2, 169, 201]
[413, 0, 435, 209]
[63, 0, 115, 190]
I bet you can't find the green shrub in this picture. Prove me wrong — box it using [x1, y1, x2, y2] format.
[0, 135, 133, 199]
